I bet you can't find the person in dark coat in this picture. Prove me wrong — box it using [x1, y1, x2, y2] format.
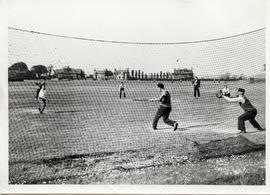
[193, 76, 201, 98]
[222, 88, 265, 133]
[149, 83, 178, 131]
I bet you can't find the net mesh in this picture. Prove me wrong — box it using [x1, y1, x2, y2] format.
[8, 28, 265, 184]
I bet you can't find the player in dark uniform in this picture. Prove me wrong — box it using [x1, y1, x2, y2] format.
[222, 88, 265, 133]
[193, 76, 201, 98]
[150, 83, 178, 131]
[119, 82, 126, 99]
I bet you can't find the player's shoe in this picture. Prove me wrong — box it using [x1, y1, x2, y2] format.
[257, 127, 265, 131]
[239, 130, 247, 134]
[173, 123, 178, 131]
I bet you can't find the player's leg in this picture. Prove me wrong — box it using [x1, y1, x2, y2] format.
[38, 98, 42, 112]
[248, 109, 264, 130]
[152, 106, 164, 129]
[193, 87, 196, 97]
[40, 99, 46, 114]
[119, 89, 122, 98]
[162, 107, 176, 127]
[238, 112, 251, 133]
[197, 88, 200, 97]
[124, 90, 126, 98]
[162, 107, 178, 130]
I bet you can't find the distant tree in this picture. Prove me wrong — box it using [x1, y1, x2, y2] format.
[127, 69, 130, 79]
[141, 71, 144, 79]
[160, 71, 162, 79]
[131, 70, 134, 78]
[135, 70, 138, 79]
[230, 74, 237, 80]
[220, 72, 231, 80]
[80, 70, 86, 79]
[105, 70, 113, 77]
[145, 73, 148, 80]
[31, 65, 48, 78]
[138, 70, 141, 79]
[24, 70, 36, 80]
[9, 62, 28, 72]
[64, 66, 72, 72]
[47, 65, 54, 79]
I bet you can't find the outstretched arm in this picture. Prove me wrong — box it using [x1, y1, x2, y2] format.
[223, 95, 245, 103]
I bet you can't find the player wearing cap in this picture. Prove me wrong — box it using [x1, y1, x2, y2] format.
[149, 83, 178, 131]
[222, 88, 265, 133]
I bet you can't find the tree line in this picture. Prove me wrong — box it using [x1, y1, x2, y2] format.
[8, 62, 87, 81]
[8, 62, 54, 81]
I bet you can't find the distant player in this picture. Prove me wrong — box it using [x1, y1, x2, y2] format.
[119, 81, 126, 99]
[222, 85, 231, 97]
[149, 83, 178, 131]
[222, 88, 265, 133]
[36, 78, 47, 114]
[193, 76, 201, 98]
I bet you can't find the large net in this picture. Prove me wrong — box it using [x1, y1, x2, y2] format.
[8, 27, 265, 184]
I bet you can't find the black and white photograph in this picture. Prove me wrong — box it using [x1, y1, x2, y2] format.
[0, 0, 269, 193]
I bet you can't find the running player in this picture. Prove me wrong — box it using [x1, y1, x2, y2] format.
[119, 81, 126, 99]
[36, 78, 47, 114]
[149, 83, 178, 131]
[222, 88, 265, 133]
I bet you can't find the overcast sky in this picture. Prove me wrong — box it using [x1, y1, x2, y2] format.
[8, 0, 265, 76]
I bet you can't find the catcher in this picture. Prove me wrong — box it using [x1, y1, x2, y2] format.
[149, 83, 178, 131]
[218, 88, 265, 133]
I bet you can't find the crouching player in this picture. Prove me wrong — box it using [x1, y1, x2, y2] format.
[36, 78, 47, 114]
[149, 83, 178, 131]
[222, 88, 265, 133]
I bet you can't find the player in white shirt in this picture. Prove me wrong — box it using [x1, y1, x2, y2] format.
[36, 78, 47, 114]
[222, 85, 230, 97]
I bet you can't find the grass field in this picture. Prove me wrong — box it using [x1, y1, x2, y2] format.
[9, 79, 265, 184]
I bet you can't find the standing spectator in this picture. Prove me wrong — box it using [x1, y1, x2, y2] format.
[193, 76, 201, 98]
[119, 81, 126, 99]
